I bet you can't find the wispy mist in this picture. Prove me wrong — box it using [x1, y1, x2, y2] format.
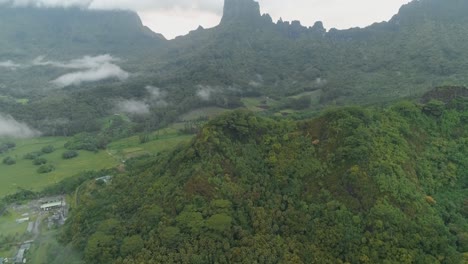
[33, 54, 119, 69]
[146, 86, 168, 107]
[116, 100, 150, 115]
[315, 77, 327, 87]
[0, 114, 41, 138]
[52, 63, 129, 87]
[0, 0, 92, 8]
[0, 0, 223, 14]
[0, 60, 21, 69]
[196, 85, 216, 101]
[1, 55, 129, 87]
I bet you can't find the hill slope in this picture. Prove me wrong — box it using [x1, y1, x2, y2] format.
[64, 96, 468, 263]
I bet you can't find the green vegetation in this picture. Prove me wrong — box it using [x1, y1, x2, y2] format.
[33, 157, 48, 166]
[62, 151, 79, 160]
[28, 229, 84, 264]
[0, 128, 193, 198]
[0, 137, 117, 197]
[41, 145, 55, 154]
[106, 127, 193, 161]
[24, 151, 44, 160]
[1, 1, 468, 262]
[2, 0, 468, 141]
[64, 97, 468, 263]
[37, 164, 55, 174]
[2, 156, 16, 165]
[0, 205, 35, 257]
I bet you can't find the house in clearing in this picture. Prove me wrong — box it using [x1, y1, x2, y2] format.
[40, 201, 64, 211]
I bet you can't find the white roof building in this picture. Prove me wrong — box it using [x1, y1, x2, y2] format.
[40, 201, 64, 210]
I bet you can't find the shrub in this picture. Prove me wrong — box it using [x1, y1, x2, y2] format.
[0, 142, 16, 154]
[41, 145, 55, 154]
[24, 152, 43, 160]
[2, 156, 16, 165]
[33, 157, 47, 166]
[37, 164, 55, 174]
[62, 150, 79, 160]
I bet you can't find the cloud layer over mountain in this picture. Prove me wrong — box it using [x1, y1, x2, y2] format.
[52, 63, 129, 87]
[0, 0, 222, 13]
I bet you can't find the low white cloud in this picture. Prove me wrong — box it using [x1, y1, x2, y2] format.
[52, 63, 129, 87]
[0, 55, 129, 87]
[116, 100, 150, 115]
[33, 54, 119, 69]
[0, 60, 22, 69]
[315, 77, 327, 87]
[0, 0, 92, 8]
[146, 86, 168, 107]
[0, 0, 223, 13]
[0, 114, 41, 138]
[196, 85, 216, 101]
[249, 81, 261, 87]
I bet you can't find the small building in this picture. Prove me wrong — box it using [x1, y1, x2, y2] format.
[40, 201, 64, 211]
[96, 175, 113, 184]
[15, 218, 29, 224]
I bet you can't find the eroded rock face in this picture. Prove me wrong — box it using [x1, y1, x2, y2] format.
[220, 0, 261, 25]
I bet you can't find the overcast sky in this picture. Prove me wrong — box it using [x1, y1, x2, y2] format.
[1, 0, 412, 39]
[139, 0, 413, 39]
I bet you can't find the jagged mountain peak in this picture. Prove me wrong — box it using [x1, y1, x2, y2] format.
[220, 0, 262, 25]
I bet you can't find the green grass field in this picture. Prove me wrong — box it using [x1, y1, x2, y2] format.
[0, 129, 193, 198]
[0, 137, 117, 197]
[107, 128, 193, 161]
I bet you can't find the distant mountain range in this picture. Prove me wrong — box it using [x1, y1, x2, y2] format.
[1, 0, 468, 134]
[0, 7, 164, 59]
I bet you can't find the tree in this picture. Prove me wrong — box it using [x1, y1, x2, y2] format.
[206, 214, 232, 232]
[120, 235, 144, 257]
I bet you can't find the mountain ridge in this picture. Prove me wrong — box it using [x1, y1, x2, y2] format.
[1, 0, 468, 137]
[0, 7, 165, 59]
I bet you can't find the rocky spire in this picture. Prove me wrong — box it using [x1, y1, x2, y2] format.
[220, 0, 262, 25]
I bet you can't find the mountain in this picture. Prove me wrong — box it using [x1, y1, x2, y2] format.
[1, 2, 468, 263]
[2, 0, 468, 137]
[147, 0, 468, 105]
[220, 0, 263, 25]
[62, 96, 468, 264]
[0, 7, 165, 59]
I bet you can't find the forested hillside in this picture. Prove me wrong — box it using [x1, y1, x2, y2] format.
[63, 94, 468, 263]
